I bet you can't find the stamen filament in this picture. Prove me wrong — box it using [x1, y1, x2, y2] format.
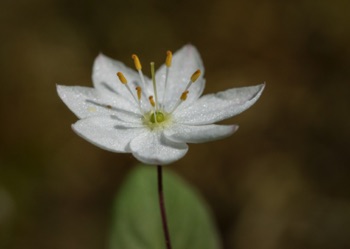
[132, 54, 147, 90]
[135, 86, 143, 112]
[123, 83, 138, 105]
[162, 50, 172, 109]
[168, 69, 201, 113]
[116, 72, 144, 115]
[150, 62, 159, 110]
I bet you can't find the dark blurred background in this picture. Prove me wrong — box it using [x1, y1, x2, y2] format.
[1, 0, 350, 248]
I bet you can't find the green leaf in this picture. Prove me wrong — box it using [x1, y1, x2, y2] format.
[109, 166, 221, 249]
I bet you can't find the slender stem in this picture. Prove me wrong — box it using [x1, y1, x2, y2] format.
[157, 165, 172, 249]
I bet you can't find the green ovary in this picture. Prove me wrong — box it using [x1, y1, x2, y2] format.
[150, 111, 165, 123]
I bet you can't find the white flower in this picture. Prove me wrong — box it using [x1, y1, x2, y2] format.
[57, 45, 264, 165]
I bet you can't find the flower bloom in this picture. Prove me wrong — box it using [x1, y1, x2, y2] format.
[57, 45, 264, 165]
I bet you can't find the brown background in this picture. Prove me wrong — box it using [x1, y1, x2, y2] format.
[1, 0, 350, 248]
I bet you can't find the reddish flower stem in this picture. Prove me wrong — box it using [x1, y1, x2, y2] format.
[157, 165, 172, 249]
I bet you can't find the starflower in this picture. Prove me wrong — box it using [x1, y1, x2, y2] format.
[57, 45, 264, 165]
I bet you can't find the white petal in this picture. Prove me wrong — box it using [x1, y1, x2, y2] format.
[57, 85, 140, 119]
[72, 116, 145, 153]
[175, 83, 265, 125]
[92, 54, 152, 101]
[155, 44, 206, 111]
[129, 131, 188, 165]
[164, 124, 238, 143]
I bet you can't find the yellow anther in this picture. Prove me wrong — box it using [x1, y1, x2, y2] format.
[165, 50, 172, 67]
[136, 86, 142, 100]
[132, 54, 142, 70]
[149, 96, 156, 107]
[117, 72, 128, 84]
[180, 90, 189, 101]
[190, 70, 201, 82]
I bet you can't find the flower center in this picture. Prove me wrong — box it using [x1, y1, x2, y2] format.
[150, 111, 165, 123]
[142, 110, 171, 130]
[116, 50, 202, 130]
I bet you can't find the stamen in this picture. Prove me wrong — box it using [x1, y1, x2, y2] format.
[117, 72, 128, 84]
[135, 86, 143, 112]
[131, 54, 142, 70]
[136, 86, 142, 101]
[191, 70, 201, 82]
[180, 90, 189, 101]
[150, 62, 159, 110]
[116, 72, 143, 115]
[148, 95, 157, 124]
[149, 95, 156, 107]
[162, 50, 172, 108]
[165, 50, 172, 67]
[168, 69, 201, 113]
[131, 54, 147, 90]
[170, 90, 190, 114]
[181, 69, 202, 96]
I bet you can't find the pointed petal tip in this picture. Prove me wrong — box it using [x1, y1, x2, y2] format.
[56, 84, 68, 92]
[71, 122, 83, 137]
[255, 82, 266, 98]
[94, 53, 115, 67]
[185, 44, 199, 53]
[56, 84, 67, 98]
[184, 43, 196, 49]
[225, 124, 239, 138]
[176, 43, 200, 56]
[232, 124, 239, 133]
[257, 82, 266, 92]
[94, 53, 107, 63]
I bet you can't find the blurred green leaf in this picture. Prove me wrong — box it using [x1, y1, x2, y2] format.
[109, 166, 221, 249]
